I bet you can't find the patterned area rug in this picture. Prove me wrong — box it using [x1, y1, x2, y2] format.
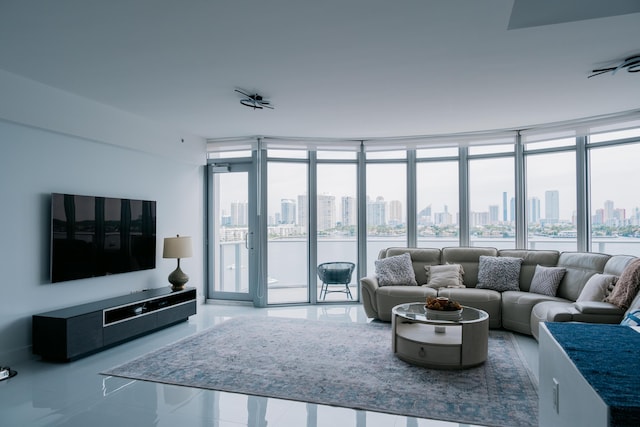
[102, 316, 538, 426]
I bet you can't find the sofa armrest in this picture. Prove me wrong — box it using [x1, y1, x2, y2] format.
[359, 275, 380, 319]
[574, 301, 625, 315]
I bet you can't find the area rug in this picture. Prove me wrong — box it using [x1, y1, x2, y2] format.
[102, 316, 538, 426]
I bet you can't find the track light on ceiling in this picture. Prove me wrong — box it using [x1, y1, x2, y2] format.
[589, 55, 640, 78]
[235, 89, 274, 110]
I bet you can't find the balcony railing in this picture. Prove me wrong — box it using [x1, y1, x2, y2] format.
[216, 237, 640, 301]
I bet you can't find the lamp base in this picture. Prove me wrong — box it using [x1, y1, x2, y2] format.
[168, 266, 189, 291]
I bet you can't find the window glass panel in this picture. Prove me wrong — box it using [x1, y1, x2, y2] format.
[589, 143, 640, 256]
[366, 150, 406, 160]
[525, 137, 575, 151]
[316, 164, 358, 301]
[366, 163, 407, 274]
[416, 147, 458, 158]
[208, 150, 252, 159]
[526, 151, 576, 251]
[267, 149, 308, 159]
[214, 171, 249, 293]
[590, 128, 640, 143]
[316, 151, 358, 160]
[267, 162, 308, 303]
[468, 157, 515, 248]
[416, 161, 459, 248]
[468, 144, 514, 155]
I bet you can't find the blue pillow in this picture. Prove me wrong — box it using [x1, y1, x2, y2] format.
[621, 309, 640, 326]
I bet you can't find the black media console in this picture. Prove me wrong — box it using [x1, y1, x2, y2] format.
[33, 287, 197, 362]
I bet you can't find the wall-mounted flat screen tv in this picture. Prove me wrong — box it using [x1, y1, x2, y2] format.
[51, 193, 157, 283]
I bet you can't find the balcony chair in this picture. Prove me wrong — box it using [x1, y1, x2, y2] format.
[317, 262, 355, 300]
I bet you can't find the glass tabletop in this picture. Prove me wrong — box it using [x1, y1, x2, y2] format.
[393, 302, 489, 324]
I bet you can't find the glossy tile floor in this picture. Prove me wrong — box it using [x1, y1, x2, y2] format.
[1, 303, 539, 427]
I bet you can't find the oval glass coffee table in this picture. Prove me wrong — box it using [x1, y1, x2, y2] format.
[391, 302, 489, 369]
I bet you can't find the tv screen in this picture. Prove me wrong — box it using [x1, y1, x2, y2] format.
[51, 193, 156, 283]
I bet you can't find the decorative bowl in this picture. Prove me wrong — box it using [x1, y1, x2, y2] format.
[425, 307, 463, 320]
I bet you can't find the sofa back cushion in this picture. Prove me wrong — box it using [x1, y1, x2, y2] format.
[556, 252, 611, 301]
[498, 249, 560, 291]
[381, 247, 441, 285]
[603, 255, 637, 276]
[441, 246, 497, 287]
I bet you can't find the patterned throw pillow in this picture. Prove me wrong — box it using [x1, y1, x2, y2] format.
[476, 256, 523, 292]
[529, 265, 567, 297]
[621, 309, 640, 327]
[576, 273, 618, 302]
[375, 253, 418, 286]
[605, 258, 640, 309]
[424, 264, 465, 289]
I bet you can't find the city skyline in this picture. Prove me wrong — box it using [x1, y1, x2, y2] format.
[221, 193, 639, 229]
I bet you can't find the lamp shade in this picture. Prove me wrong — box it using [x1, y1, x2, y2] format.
[162, 235, 193, 259]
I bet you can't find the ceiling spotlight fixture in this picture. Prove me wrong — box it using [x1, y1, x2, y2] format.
[588, 55, 640, 78]
[235, 89, 274, 110]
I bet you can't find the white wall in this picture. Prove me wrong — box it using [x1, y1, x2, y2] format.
[0, 70, 206, 363]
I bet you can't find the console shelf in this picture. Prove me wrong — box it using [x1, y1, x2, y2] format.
[33, 287, 197, 362]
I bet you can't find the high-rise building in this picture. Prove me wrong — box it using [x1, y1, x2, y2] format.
[317, 194, 336, 231]
[281, 199, 296, 224]
[367, 196, 386, 226]
[341, 196, 357, 227]
[297, 195, 307, 228]
[604, 200, 614, 224]
[510, 197, 516, 222]
[418, 204, 432, 225]
[528, 197, 540, 223]
[545, 190, 559, 224]
[230, 201, 248, 226]
[388, 200, 402, 226]
[489, 205, 499, 224]
[502, 192, 507, 222]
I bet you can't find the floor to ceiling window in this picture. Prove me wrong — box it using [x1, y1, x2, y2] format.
[416, 148, 459, 248]
[524, 138, 577, 251]
[588, 129, 640, 256]
[365, 151, 407, 274]
[316, 152, 359, 302]
[267, 153, 309, 304]
[468, 145, 515, 249]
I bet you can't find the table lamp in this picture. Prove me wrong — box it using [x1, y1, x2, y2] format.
[163, 235, 193, 291]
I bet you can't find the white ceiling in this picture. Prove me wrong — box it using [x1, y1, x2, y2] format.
[1, 0, 639, 140]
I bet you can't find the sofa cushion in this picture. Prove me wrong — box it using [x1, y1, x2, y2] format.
[437, 287, 502, 328]
[441, 246, 498, 287]
[498, 249, 560, 291]
[476, 256, 523, 292]
[555, 252, 611, 301]
[576, 273, 618, 302]
[375, 285, 437, 321]
[529, 265, 567, 296]
[502, 291, 567, 335]
[424, 264, 465, 288]
[383, 247, 441, 285]
[605, 258, 640, 309]
[530, 301, 577, 339]
[375, 253, 418, 286]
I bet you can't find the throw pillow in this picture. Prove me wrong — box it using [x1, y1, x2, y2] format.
[576, 273, 618, 302]
[424, 264, 465, 289]
[605, 258, 640, 309]
[375, 253, 418, 286]
[529, 265, 567, 297]
[476, 256, 523, 292]
[621, 309, 640, 327]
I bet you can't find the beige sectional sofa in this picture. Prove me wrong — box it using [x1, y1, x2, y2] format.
[360, 247, 638, 338]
